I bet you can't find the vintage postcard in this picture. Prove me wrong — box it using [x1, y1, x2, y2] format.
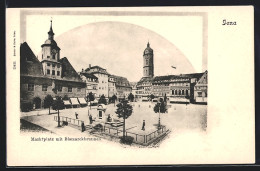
[6, 6, 254, 166]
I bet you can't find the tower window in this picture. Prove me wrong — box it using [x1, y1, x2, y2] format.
[52, 70, 55, 75]
[47, 69, 50, 75]
[57, 71, 60, 76]
[146, 59, 148, 65]
[28, 84, 34, 91]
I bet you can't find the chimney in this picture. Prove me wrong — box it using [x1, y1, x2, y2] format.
[89, 64, 91, 68]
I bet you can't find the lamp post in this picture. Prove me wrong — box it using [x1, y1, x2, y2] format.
[158, 101, 161, 129]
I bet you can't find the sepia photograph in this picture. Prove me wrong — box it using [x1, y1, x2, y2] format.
[6, 6, 254, 166]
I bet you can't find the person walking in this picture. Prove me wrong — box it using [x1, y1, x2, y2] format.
[81, 122, 85, 132]
[142, 120, 145, 131]
[89, 114, 93, 124]
[75, 112, 78, 119]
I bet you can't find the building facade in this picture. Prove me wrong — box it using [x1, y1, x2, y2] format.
[79, 70, 99, 98]
[108, 75, 117, 98]
[21, 47, 86, 110]
[194, 70, 208, 103]
[130, 82, 138, 99]
[20, 21, 86, 110]
[152, 73, 205, 103]
[113, 75, 132, 100]
[84, 65, 110, 99]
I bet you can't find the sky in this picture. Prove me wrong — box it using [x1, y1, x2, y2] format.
[23, 11, 205, 82]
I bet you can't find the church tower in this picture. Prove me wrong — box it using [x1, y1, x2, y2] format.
[40, 20, 62, 78]
[143, 42, 154, 77]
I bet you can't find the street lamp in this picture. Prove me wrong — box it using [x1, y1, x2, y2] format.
[158, 101, 161, 129]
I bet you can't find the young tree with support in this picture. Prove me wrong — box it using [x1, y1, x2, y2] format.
[98, 94, 107, 105]
[115, 100, 133, 144]
[111, 94, 117, 106]
[128, 93, 134, 102]
[52, 96, 65, 127]
[44, 95, 53, 115]
[153, 98, 167, 129]
[88, 92, 95, 109]
[150, 94, 155, 101]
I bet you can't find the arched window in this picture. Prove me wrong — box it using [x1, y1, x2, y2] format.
[179, 90, 181, 95]
[175, 90, 177, 95]
[182, 90, 184, 95]
[186, 89, 189, 95]
[172, 90, 174, 95]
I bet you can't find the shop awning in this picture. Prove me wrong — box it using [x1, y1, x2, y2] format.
[78, 98, 87, 104]
[70, 98, 80, 105]
[63, 100, 71, 105]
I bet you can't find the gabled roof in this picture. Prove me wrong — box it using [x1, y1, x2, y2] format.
[80, 72, 98, 80]
[180, 73, 204, 80]
[153, 72, 204, 82]
[137, 77, 154, 85]
[59, 57, 83, 82]
[20, 42, 44, 76]
[110, 75, 131, 87]
[85, 65, 110, 75]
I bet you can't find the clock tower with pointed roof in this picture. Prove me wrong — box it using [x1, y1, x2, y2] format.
[40, 20, 62, 78]
[143, 42, 154, 78]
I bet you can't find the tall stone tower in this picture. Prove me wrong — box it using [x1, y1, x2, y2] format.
[143, 42, 154, 77]
[40, 20, 62, 78]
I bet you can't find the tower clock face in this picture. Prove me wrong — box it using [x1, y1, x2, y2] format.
[52, 49, 57, 54]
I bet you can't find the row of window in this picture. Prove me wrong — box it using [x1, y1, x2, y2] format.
[87, 78, 97, 82]
[27, 84, 81, 92]
[154, 79, 189, 83]
[195, 86, 207, 90]
[99, 87, 106, 90]
[46, 54, 56, 60]
[42, 55, 57, 60]
[153, 87, 170, 91]
[46, 69, 60, 76]
[172, 89, 189, 95]
[47, 63, 60, 68]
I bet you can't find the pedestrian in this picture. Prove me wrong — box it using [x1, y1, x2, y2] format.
[75, 112, 78, 119]
[142, 120, 145, 131]
[81, 122, 85, 132]
[89, 114, 93, 124]
[107, 114, 112, 122]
